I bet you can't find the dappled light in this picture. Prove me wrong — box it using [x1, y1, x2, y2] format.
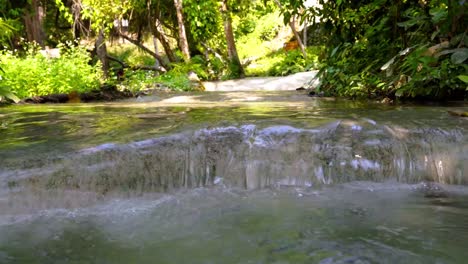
[0, 0, 467, 263]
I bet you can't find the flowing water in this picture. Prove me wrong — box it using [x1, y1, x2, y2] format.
[0, 91, 467, 263]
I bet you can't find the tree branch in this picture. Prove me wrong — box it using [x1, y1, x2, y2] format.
[107, 55, 127, 68]
[117, 32, 171, 70]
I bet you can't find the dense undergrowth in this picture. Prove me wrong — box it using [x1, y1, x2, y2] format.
[307, 0, 468, 100]
[246, 46, 321, 77]
[116, 56, 210, 92]
[0, 44, 101, 101]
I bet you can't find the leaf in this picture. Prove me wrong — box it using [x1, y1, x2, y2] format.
[0, 85, 19, 103]
[435, 48, 464, 58]
[397, 18, 420, 28]
[380, 47, 412, 71]
[450, 33, 466, 47]
[429, 7, 447, 24]
[458, 75, 468, 84]
[395, 89, 404, 97]
[6, 92, 20, 103]
[330, 46, 340, 58]
[431, 30, 440, 41]
[380, 56, 395, 71]
[451, 49, 468, 64]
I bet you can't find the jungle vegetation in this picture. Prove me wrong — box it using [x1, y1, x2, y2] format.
[0, 0, 466, 102]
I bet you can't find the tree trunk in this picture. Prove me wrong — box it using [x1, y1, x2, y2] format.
[173, 0, 191, 61]
[290, 16, 307, 58]
[303, 19, 308, 46]
[24, 0, 46, 47]
[96, 29, 110, 78]
[153, 37, 160, 68]
[273, 0, 307, 58]
[148, 1, 177, 63]
[155, 22, 177, 63]
[221, 0, 245, 78]
[71, 0, 83, 39]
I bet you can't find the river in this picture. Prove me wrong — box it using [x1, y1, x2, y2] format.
[0, 90, 467, 263]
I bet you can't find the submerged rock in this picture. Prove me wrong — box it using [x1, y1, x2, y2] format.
[308, 90, 324, 97]
[418, 182, 448, 198]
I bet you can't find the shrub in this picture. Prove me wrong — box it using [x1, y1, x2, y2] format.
[309, 0, 468, 99]
[117, 70, 160, 92]
[155, 57, 209, 91]
[0, 43, 102, 98]
[246, 46, 321, 77]
[118, 56, 209, 92]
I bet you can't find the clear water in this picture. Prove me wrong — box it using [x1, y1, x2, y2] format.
[0, 91, 467, 263]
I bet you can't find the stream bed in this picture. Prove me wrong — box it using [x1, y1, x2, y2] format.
[0, 91, 467, 263]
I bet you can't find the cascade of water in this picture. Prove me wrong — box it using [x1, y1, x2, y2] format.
[1, 121, 466, 195]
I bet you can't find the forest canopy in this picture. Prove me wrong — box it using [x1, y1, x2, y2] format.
[0, 0, 466, 102]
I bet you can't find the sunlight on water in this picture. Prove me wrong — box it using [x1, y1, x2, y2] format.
[1, 185, 468, 263]
[0, 92, 467, 263]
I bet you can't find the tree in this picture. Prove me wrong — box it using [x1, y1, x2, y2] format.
[221, 0, 244, 78]
[148, 0, 177, 63]
[121, 0, 177, 64]
[274, 0, 306, 58]
[24, 0, 46, 46]
[95, 29, 110, 77]
[173, 0, 190, 61]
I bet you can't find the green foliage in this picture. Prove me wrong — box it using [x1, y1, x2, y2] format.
[246, 46, 321, 77]
[154, 57, 209, 91]
[459, 75, 468, 84]
[108, 44, 156, 67]
[0, 0, 24, 45]
[80, 0, 131, 32]
[118, 70, 160, 92]
[237, 10, 283, 59]
[267, 48, 319, 76]
[0, 17, 17, 40]
[0, 81, 20, 103]
[304, 0, 468, 99]
[184, 0, 222, 42]
[154, 71, 192, 91]
[0, 44, 102, 99]
[392, 43, 468, 98]
[276, 0, 304, 24]
[224, 60, 243, 80]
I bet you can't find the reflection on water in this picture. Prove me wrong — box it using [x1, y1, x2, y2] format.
[1, 92, 466, 161]
[0, 91, 467, 263]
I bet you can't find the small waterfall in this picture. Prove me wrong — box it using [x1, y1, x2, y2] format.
[1, 120, 466, 194]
